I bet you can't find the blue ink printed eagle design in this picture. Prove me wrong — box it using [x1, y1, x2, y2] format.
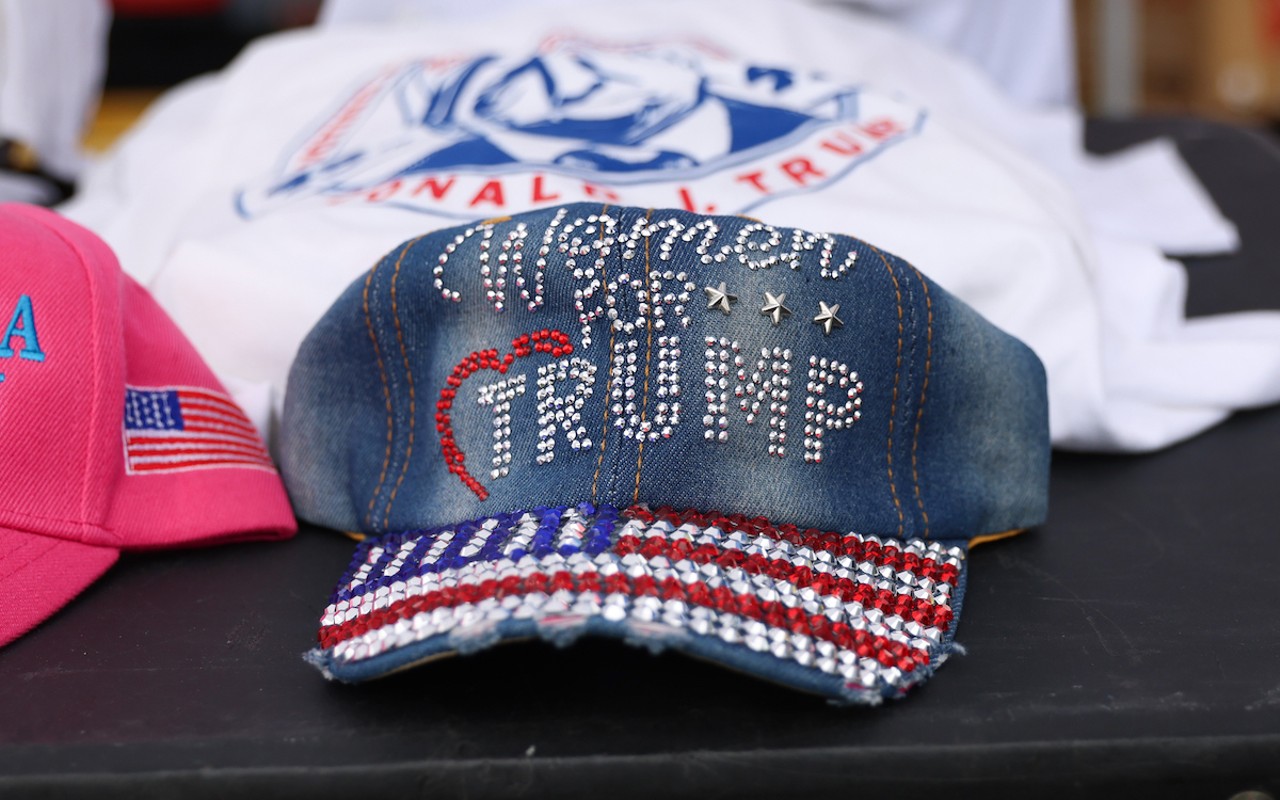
[238, 39, 925, 218]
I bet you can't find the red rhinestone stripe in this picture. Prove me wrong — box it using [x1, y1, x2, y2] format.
[624, 505, 961, 585]
[319, 569, 931, 673]
[612, 535, 953, 631]
[436, 329, 573, 499]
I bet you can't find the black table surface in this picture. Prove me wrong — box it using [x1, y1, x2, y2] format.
[3, 118, 1279, 799]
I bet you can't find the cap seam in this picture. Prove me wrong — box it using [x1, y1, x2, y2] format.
[871, 244, 907, 537]
[589, 204, 614, 501]
[906, 263, 934, 538]
[381, 235, 427, 529]
[969, 527, 1027, 547]
[32, 215, 106, 539]
[876, 245, 930, 539]
[631, 207, 655, 503]
[362, 248, 404, 529]
[0, 505, 127, 532]
[0, 536, 58, 582]
[895, 251, 923, 534]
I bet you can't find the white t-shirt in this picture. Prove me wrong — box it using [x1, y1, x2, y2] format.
[63, 0, 1280, 452]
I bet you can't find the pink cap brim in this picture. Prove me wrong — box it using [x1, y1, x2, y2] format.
[109, 463, 297, 549]
[0, 528, 118, 647]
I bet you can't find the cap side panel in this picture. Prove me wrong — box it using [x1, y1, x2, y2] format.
[913, 283, 1051, 536]
[31, 207, 132, 538]
[363, 239, 427, 530]
[364, 250, 401, 529]
[283, 274, 394, 531]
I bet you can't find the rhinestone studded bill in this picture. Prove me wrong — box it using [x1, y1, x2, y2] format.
[309, 504, 966, 704]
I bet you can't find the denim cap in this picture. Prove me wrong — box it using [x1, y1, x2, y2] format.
[284, 202, 1049, 704]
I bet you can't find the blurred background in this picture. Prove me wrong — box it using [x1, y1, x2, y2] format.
[80, 0, 1280, 147]
[1076, 0, 1280, 121]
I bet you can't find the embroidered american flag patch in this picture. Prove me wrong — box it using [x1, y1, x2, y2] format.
[123, 385, 276, 474]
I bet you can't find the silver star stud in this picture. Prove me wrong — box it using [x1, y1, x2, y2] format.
[760, 292, 792, 326]
[813, 301, 843, 335]
[704, 282, 737, 315]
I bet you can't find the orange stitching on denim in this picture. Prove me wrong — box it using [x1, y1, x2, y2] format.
[906, 264, 933, 536]
[381, 235, 428, 529]
[590, 204, 613, 499]
[362, 256, 398, 528]
[868, 244, 906, 536]
[969, 528, 1026, 548]
[632, 209, 656, 503]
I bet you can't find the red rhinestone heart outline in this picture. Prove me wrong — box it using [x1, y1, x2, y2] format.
[436, 329, 573, 499]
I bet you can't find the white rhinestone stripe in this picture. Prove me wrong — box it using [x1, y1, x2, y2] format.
[458, 517, 503, 559]
[341, 513, 961, 607]
[325, 555, 947, 664]
[326, 539, 954, 639]
[322, 507, 967, 695]
[608, 518, 960, 603]
[611, 517, 960, 602]
[328, 592, 933, 691]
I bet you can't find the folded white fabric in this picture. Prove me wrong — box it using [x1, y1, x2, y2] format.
[62, 0, 1280, 452]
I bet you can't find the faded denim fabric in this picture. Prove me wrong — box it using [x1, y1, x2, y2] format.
[282, 203, 1048, 542]
[284, 203, 1048, 703]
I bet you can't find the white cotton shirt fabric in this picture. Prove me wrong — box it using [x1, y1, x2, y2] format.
[821, 0, 1078, 108]
[320, 0, 1079, 109]
[0, 0, 109, 197]
[61, 0, 1280, 452]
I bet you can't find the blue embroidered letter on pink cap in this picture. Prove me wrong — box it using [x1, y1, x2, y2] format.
[282, 203, 1049, 704]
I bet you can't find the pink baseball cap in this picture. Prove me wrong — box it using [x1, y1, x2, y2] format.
[0, 203, 296, 647]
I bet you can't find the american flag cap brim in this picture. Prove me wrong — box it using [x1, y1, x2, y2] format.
[305, 502, 969, 705]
